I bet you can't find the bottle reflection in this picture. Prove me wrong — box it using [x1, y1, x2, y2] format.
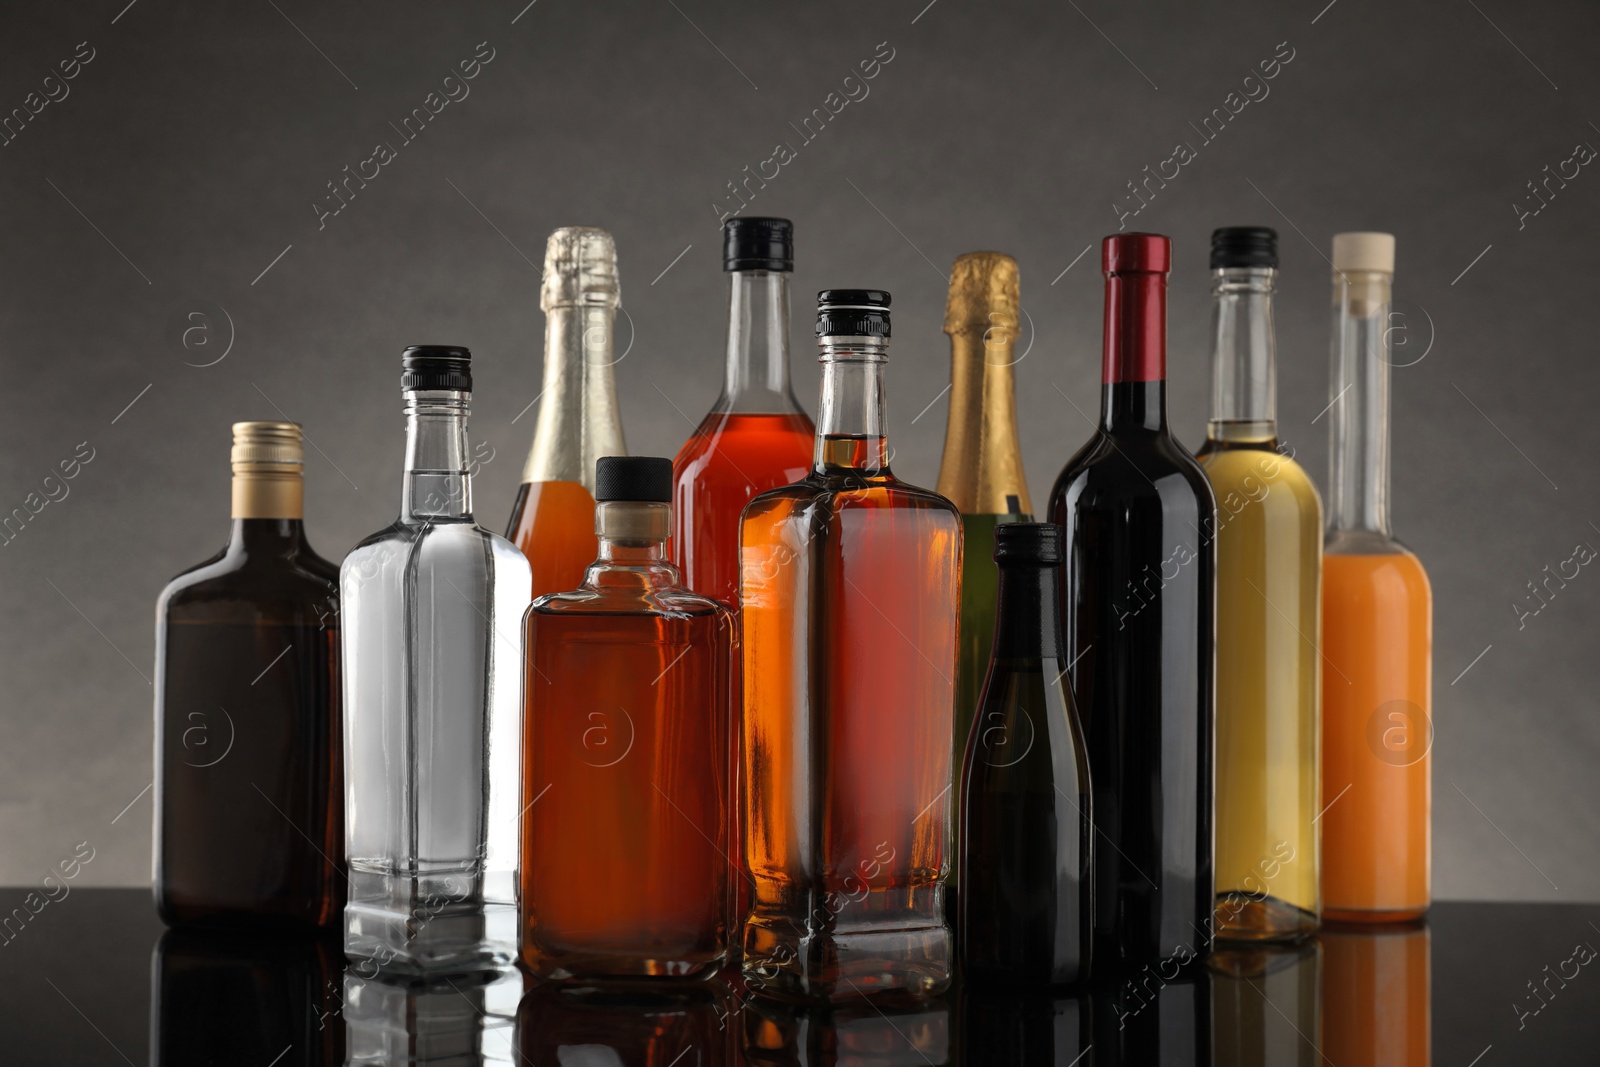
[343, 965, 521, 1064]
[1210, 940, 1321, 1066]
[1320, 921, 1430, 1066]
[741, 992, 952, 1066]
[150, 926, 343, 1066]
[1090, 967, 1213, 1066]
[515, 980, 731, 1066]
[961, 986, 1089, 1065]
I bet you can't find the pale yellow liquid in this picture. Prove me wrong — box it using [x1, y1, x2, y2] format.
[1199, 427, 1322, 940]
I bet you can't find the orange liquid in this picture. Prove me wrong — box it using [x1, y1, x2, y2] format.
[521, 597, 731, 979]
[1321, 550, 1432, 920]
[671, 411, 815, 607]
[506, 479, 598, 599]
[1321, 922, 1430, 1065]
[740, 452, 960, 998]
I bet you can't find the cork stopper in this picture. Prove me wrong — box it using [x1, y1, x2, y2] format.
[944, 252, 1019, 336]
[541, 226, 620, 310]
[1332, 232, 1395, 275]
[231, 421, 303, 519]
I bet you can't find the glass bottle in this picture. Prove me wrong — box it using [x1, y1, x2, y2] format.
[342, 346, 533, 974]
[507, 226, 627, 599]
[1047, 233, 1216, 971]
[672, 217, 815, 607]
[959, 522, 1091, 986]
[935, 252, 1032, 834]
[740, 289, 962, 999]
[1196, 228, 1323, 942]
[1320, 233, 1432, 923]
[153, 421, 342, 929]
[522, 456, 733, 980]
[672, 219, 814, 954]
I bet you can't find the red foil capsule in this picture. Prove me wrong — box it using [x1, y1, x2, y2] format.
[1101, 232, 1171, 384]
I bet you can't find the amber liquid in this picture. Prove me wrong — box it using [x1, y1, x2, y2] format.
[740, 435, 961, 998]
[521, 577, 731, 979]
[506, 479, 599, 599]
[672, 410, 815, 607]
[155, 521, 342, 930]
[1321, 550, 1431, 921]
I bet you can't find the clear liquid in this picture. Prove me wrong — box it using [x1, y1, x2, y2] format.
[341, 517, 532, 974]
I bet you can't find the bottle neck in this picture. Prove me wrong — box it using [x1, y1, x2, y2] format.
[1328, 270, 1393, 537]
[225, 517, 307, 557]
[990, 561, 1066, 661]
[1208, 267, 1278, 444]
[402, 390, 474, 522]
[719, 270, 800, 413]
[583, 501, 679, 592]
[814, 338, 890, 474]
[1101, 270, 1168, 432]
[523, 299, 626, 487]
[936, 318, 1032, 515]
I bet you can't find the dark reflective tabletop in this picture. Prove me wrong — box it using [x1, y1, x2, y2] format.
[2, 890, 1596, 1064]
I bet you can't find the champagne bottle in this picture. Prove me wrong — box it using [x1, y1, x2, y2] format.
[936, 252, 1032, 825]
[507, 227, 627, 599]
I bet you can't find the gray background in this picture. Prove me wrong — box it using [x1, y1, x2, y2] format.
[0, 0, 1594, 901]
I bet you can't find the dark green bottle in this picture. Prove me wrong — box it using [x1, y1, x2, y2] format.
[958, 522, 1091, 986]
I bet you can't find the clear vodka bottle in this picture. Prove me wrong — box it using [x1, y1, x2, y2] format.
[342, 345, 533, 974]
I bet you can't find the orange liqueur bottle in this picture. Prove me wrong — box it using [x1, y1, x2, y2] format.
[522, 457, 732, 979]
[507, 227, 627, 598]
[740, 290, 962, 998]
[672, 217, 815, 607]
[1321, 233, 1432, 922]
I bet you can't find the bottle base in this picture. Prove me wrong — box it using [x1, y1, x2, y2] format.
[742, 914, 952, 1001]
[521, 944, 728, 982]
[345, 868, 516, 976]
[1212, 893, 1319, 943]
[1323, 904, 1429, 926]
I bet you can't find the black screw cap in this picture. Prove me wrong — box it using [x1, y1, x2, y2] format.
[816, 289, 891, 338]
[595, 456, 673, 503]
[401, 345, 472, 392]
[724, 217, 793, 272]
[1210, 227, 1278, 270]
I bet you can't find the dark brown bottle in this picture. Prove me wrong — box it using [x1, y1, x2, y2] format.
[154, 422, 343, 929]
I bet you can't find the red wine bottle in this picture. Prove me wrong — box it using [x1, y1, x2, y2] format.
[1048, 233, 1216, 971]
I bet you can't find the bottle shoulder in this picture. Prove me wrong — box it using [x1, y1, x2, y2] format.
[1050, 432, 1215, 516]
[161, 552, 338, 621]
[530, 584, 725, 620]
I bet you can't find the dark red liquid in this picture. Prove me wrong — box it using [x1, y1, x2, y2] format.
[671, 411, 814, 607]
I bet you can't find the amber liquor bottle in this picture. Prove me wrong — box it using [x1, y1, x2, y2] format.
[153, 421, 342, 928]
[740, 290, 962, 998]
[522, 456, 732, 980]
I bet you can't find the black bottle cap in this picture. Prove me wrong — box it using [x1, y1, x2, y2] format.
[993, 522, 1064, 565]
[595, 456, 673, 503]
[816, 289, 891, 338]
[1210, 227, 1278, 269]
[724, 217, 793, 272]
[401, 345, 472, 391]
